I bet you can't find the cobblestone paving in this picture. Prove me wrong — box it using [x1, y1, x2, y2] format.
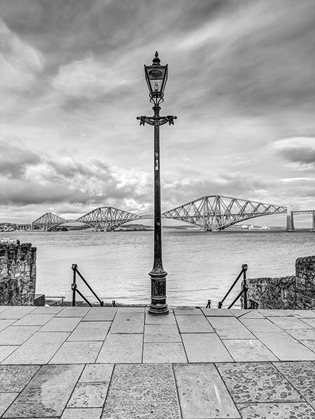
[0, 306, 315, 418]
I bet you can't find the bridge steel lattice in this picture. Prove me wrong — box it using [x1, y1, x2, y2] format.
[162, 195, 287, 231]
[32, 213, 67, 231]
[76, 207, 140, 231]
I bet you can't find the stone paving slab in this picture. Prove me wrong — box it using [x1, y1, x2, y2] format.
[96, 333, 143, 363]
[202, 308, 234, 317]
[217, 362, 304, 403]
[176, 315, 215, 333]
[0, 365, 40, 392]
[56, 307, 91, 317]
[49, 341, 102, 364]
[118, 306, 146, 312]
[143, 342, 187, 363]
[144, 324, 181, 342]
[286, 328, 315, 340]
[182, 333, 233, 362]
[0, 319, 15, 332]
[40, 317, 82, 332]
[0, 345, 19, 363]
[0, 306, 36, 319]
[300, 318, 315, 328]
[258, 309, 293, 317]
[13, 313, 55, 326]
[0, 393, 19, 417]
[229, 308, 253, 317]
[289, 310, 315, 318]
[208, 317, 256, 339]
[174, 363, 240, 419]
[67, 382, 109, 408]
[67, 321, 111, 341]
[61, 407, 103, 419]
[236, 402, 315, 418]
[222, 339, 278, 362]
[173, 308, 202, 315]
[273, 361, 315, 409]
[238, 311, 265, 319]
[0, 306, 11, 314]
[1, 331, 70, 365]
[102, 364, 181, 419]
[3, 364, 83, 418]
[145, 311, 176, 324]
[32, 306, 64, 314]
[255, 332, 315, 360]
[240, 318, 284, 333]
[0, 325, 40, 345]
[301, 340, 315, 352]
[82, 307, 117, 322]
[79, 363, 113, 383]
[110, 311, 144, 333]
[267, 316, 313, 330]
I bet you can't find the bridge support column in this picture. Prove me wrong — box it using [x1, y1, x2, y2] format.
[286, 206, 295, 232]
[312, 212, 315, 232]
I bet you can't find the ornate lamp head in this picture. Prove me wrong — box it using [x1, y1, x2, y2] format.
[144, 52, 168, 105]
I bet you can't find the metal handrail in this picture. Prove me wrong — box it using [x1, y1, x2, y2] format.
[218, 264, 248, 309]
[71, 264, 104, 307]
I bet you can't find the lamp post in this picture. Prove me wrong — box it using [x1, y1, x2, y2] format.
[137, 52, 177, 315]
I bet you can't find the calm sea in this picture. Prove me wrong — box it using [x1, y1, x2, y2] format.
[6, 229, 315, 307]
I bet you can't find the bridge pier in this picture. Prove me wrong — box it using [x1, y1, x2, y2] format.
[286, 206, 295, 232]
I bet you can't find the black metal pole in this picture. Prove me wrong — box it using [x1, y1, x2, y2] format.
[243, 266, 248, 309]
[71, 264, 77, 307]
[148, 104, 169, 315]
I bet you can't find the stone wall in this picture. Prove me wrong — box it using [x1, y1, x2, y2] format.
[0, 239, 37, 305]
[295, 256, 315, 309]
[242, 255, 315, 309]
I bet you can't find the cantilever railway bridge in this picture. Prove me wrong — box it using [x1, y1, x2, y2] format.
[30, 195, 315, 232]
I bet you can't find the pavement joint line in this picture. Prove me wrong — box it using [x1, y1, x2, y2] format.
[171, 363, 184, 419]
[174, 310, 189, 364]
[213, 362, 242, 418]
[100, 363, 116, 418]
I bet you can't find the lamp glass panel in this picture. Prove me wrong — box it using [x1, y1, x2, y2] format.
[145, 65, 167, 94]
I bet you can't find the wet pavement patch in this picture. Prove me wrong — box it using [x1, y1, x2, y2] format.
[102, 364, 181, 418]
[3, 364, 83, 418]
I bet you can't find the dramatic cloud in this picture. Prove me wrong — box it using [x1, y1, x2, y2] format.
[273, 138, 315, 167]
[0, 140, 41, 178]
[0, 18, 43, 93]
[0, 0, 314, 225]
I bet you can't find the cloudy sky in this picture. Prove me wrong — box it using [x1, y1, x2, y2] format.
[1, 0, 315, 226]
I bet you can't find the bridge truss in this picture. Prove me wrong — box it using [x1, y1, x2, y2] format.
[76, 207, 140, 231]
[32, 213, 67, 231]
[162, 195, 287, 231]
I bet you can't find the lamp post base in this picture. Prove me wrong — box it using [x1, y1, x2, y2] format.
[148, 271, 169, 315]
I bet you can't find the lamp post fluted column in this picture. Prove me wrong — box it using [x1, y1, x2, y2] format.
[137, 52, 176, 315]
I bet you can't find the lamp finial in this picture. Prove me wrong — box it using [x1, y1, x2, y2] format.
[153, 51, 160, 65]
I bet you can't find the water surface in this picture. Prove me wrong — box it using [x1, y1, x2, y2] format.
[7, 229, 315, 307]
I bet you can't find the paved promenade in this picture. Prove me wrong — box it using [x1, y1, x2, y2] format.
[1, 305, 315, 418]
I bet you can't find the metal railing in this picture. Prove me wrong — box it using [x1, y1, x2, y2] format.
[71, 264, 104, 307]
[218, 264, 248, 309]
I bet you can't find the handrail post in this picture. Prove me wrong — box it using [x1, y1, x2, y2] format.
[218, 263, 248, 309]
[71, 264, 78, 307]
[242, 264, 248, 309]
